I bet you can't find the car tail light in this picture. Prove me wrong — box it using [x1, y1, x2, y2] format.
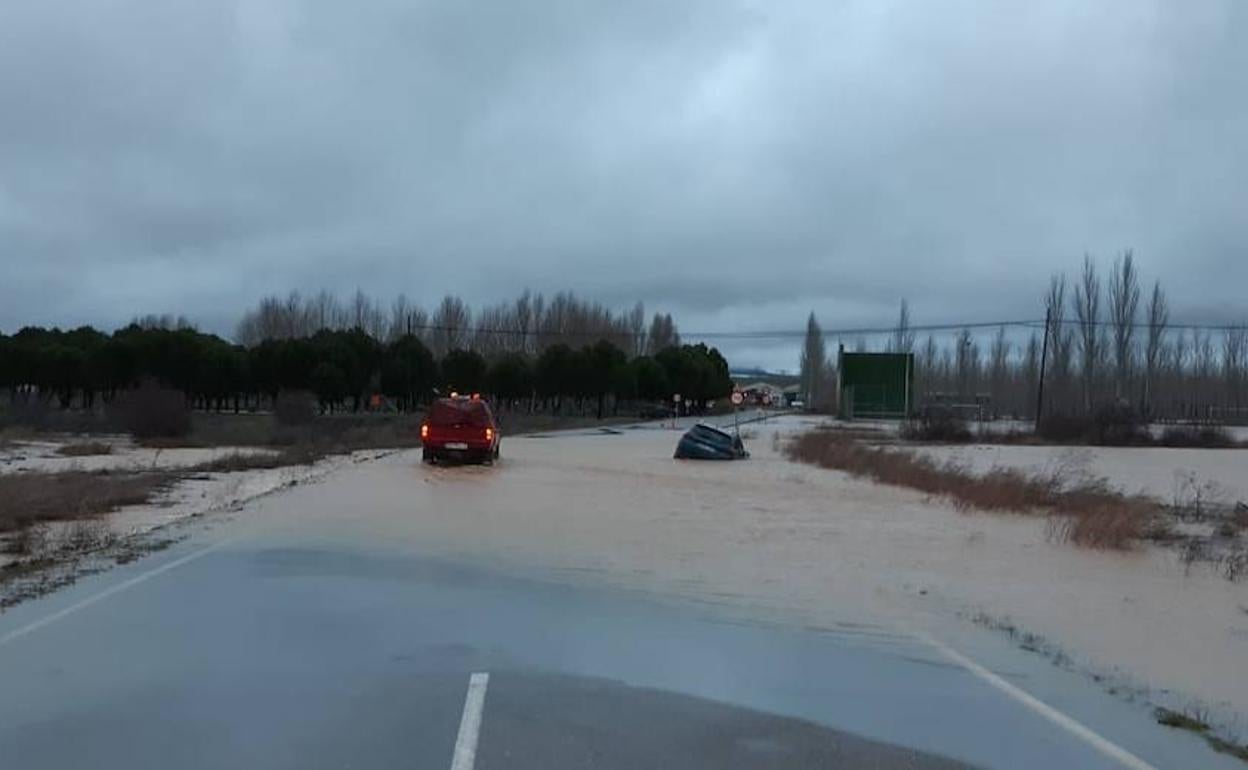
[485, 427, 494, 441]
[420, 423, 429, 440]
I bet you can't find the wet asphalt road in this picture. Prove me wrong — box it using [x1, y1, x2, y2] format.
[0, 539, 973, 770]
[0, 428, 1236, 770]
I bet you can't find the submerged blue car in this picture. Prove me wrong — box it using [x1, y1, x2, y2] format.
[674, 423, 749, 460]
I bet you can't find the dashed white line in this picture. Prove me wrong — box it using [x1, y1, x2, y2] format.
[0, 538, 234, 649]
[450, 672, 490, 770]
[916, 632, 1159, 770]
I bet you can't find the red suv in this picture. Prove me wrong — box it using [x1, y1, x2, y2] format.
[420, 396, 500, 464]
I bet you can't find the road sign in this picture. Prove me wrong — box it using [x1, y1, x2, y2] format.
[730, 391, 744, 406]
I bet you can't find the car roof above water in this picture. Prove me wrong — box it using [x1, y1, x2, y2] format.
[427, 397, 494, 426]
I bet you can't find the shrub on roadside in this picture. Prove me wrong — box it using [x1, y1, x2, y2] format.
[56, 441, 114, 457]
[1037, 404, 1148, 446]
[1088, 404, 1148, 446]
[112, 381, 191, 440]
[275, 390, 318, 426]
[2, 523, 49, 556]
[1158, 425, 1236, 448]
[1035, 413, 1089, 443]
[901, 409, 972, 443]
[785, 429, 1153, 550]
[0, 470, 170, 532]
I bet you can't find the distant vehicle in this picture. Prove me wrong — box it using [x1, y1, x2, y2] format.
[421, 395, 500, 464]
[790, 399, 805, 409]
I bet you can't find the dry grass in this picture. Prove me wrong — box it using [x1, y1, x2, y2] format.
[1047, 493, 1159, 549]
[138, 413, 426, 450]
[786, 429, 1156, 550]
[185, 445, 327, 473]
[1154, 707, 1248, 761]
[901, 413, 973, 443]
[0, 470, 174, 533]
[3, 433, 400, 536]
[901, 414, 1246, 449]
[55, 441, 114, 457]
[1157, 425, 1239, 448]
[186, 450, 287, 474]
[1155, 706, 1211, 732]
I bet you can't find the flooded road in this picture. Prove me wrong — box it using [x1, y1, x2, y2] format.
[0, 417, 1239, 769]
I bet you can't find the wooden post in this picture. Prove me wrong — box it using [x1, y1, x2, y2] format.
[1035, 307, 1051, 432]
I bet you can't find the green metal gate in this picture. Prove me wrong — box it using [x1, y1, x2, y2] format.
[837, 351, 913, 419]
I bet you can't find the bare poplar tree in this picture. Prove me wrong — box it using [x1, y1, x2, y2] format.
[955, 328, 977, 396]
[1073, 255, 1103, 411]
[1142, 280, 1168, 413]
[232, 288, 681, 372]
[646, 313, 678, 355]
[1169, 330, 1189, 405]
[1107, 250, 1140, 400]
[800, 313, 827, 407]
[513, 290, 535, 355]
[918, 334, 939, 395]
[540, 292, 573, 349]
[387, 294, 426, 341]
[235, 292, 308, 344]
[431, 295, 472, 356]
[1044, 274, 1073, 411]
[530, 293, 546, 351]
[347, 289, 385, 338]
[389, 294, 411, 341]
[281, 292, 306, 338]
[471, 301, 516, 358]
[1224, 325, 1247, 408]
[626, 301, 646, 357]
[310, 290, 341, 332]
[1193, 328, 1215, 406]
[1023, 332, 1040, 417]
[133, 314, 194, 331]
[989, 326, 1010, 413]
[891, 299, 915, 353]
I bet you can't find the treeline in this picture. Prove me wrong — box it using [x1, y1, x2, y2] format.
[801, 252, 1248, 422]
[235, 288, 680, 358]
[0, 291, 732, 420]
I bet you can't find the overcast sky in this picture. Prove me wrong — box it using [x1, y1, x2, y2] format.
[2, 1, 1245, 371]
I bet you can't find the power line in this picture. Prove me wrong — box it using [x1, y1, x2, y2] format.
[404, 316, 1248, 343]
[404, 319, 1046, 341]
[1045, 318, 1248, 333]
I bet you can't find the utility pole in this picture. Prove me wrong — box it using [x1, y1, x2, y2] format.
[1034, 307, 1051, 433]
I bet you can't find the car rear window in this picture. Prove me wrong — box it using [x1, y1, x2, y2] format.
[428, 400, 492, 427]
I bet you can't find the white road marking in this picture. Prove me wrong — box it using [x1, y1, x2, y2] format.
[450, 672, 490, 770]
[0, 538, 234, 649]
[917, 632, 1159, 770]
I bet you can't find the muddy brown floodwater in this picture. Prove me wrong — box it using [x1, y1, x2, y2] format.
[262, 416, 1248, 740]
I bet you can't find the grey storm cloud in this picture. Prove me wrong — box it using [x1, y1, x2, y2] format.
[2, 0, 1246, 370]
